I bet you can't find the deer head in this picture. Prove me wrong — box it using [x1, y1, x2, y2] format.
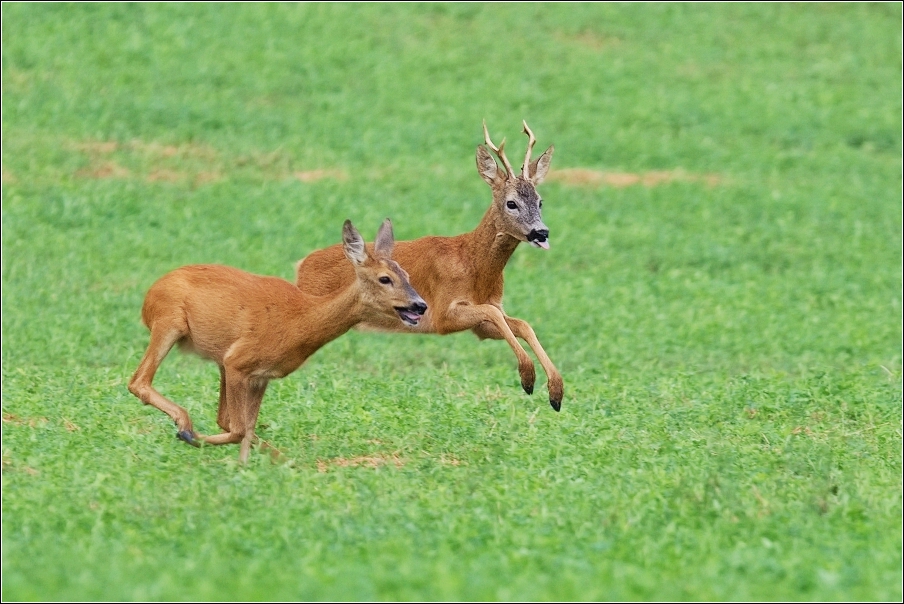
[342, 219, 428, 326]
[476, 120, 554, 249]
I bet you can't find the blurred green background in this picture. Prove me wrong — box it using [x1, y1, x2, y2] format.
[2, 3, 901, 600]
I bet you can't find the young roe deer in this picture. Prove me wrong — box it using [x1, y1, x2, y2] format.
[295, 121, 564, 410]
[128, 219, 427, 463]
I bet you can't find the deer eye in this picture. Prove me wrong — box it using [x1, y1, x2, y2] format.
[506, 201, 518, 210]
[379, 276, 392, 285]
[539, 200, 543, 209]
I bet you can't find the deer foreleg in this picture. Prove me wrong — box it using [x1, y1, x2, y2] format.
[216, 365, 229, 432]
[504, 316, 564, 411]
[239, 378, 268, 464]
[439, 303, 537, 399]
[197, 369, 267, 464]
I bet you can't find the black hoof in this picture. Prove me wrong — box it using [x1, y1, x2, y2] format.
[549, 398, 561, 412]
[522, 381, 534, 395]
[177, 430, 200, 447]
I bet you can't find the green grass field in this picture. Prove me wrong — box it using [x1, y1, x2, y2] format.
[2, 3, 901, 600]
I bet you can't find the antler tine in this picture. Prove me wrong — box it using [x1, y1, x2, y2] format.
[521, 120, 537, 178]
[482, 120, 515, 177]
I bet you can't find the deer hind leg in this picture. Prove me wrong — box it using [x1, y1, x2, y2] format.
[128, 326, 199, 443]
[443, 303, 536, 397]
[504, 316, 564, 411]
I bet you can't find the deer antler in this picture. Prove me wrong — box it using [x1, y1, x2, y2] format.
[522, 120, 537, 179]
[483, 120, 515, 177]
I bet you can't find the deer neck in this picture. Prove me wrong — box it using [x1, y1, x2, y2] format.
[467, 204, 521, 275]
[291, 282, 365, 346]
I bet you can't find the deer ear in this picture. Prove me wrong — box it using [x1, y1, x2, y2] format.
[476, 145, 504, 187]
[529, 145, 554, 185]
[374, 218, 395, 257]
[342, 219, 368, 266]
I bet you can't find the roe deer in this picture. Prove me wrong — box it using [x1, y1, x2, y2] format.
[296, 121, 564, 410]
[128, 219, 427, 463]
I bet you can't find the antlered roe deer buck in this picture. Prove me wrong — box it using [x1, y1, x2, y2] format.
[296, 121, 564, 410]
[128, 219, 427, 463]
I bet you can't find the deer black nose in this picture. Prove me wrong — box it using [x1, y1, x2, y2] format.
[527, 229, 549, 242]
[411, 301, 428, 314]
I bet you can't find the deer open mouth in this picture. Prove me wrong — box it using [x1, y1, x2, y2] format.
[396, 306, 425, 326]
[526, 229, 550, 250]
[529, 239, 550, 250]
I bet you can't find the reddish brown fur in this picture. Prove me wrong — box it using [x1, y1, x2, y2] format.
[296, 122, 565, 410]
[128, 220, 425, 462]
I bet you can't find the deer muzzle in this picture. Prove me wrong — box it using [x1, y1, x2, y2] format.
[527, 228, 550, 250]
[396, 300, 427, 326]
